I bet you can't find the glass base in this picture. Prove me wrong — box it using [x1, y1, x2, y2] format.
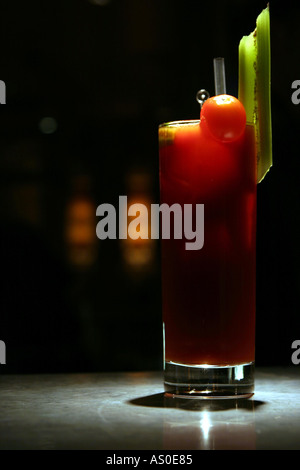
[164, 361, 255, 399]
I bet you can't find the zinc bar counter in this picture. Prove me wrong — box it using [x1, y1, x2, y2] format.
[0, 367, 299, 450]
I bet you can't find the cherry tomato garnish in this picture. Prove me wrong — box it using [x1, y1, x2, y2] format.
[200, 94, 246, 142]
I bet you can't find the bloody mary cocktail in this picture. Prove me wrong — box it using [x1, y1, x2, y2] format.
[159, 96, 257, 397]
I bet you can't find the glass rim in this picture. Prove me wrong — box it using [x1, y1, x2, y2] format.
[159, 119, 199, 129]
[159, 119, 254, 128]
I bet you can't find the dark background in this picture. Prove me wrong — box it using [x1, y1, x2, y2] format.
[0, 0, 299, 374]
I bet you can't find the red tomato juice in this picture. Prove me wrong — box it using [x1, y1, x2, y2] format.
[159, 120, 257, 366]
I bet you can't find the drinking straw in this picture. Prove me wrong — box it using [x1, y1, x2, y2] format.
[213, 57, 226, 95]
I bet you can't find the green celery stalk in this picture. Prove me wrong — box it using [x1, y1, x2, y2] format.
[238, 5, 272, 183]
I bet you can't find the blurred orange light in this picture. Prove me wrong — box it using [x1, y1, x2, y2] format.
[65, 196, 98, 268]
[120, 170, 157, 273]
